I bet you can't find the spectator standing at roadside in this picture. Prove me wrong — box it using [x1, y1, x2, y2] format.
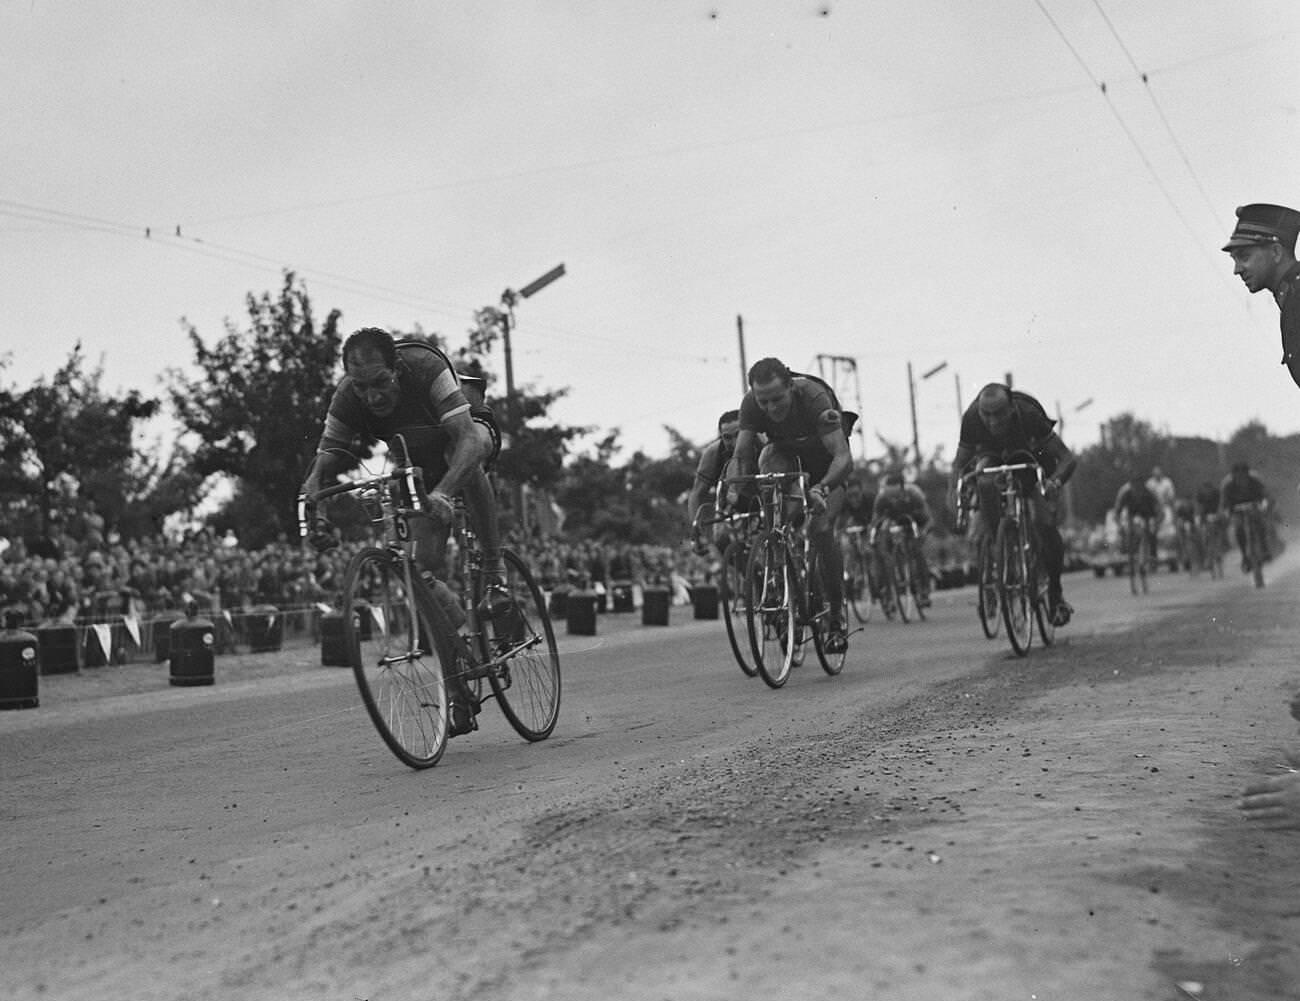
[1222, 203, 1300, 388]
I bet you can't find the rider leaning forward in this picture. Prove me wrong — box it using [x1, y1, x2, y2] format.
[949, 383, 1078, 628]
[727, 357, 855, 654]
[300, 327, 505, 736]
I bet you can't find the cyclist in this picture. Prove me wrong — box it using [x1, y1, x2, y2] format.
[300, 327, 503, 736]
[948, 383, 1077, 627]
[1171, 497, 1198, 569]
[1112, 474, 1161, 567]
[1219, 461, 1272, 573]
[871, 470, 933, 608]
[728, 357, 855, 653]
[687, 410, 742, 555]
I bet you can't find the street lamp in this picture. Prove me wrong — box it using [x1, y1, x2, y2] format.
[499, 263, 566, 431]
[908, 359, 948, 473]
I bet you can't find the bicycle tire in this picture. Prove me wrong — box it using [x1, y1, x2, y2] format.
[720, 539, 758, 677]
[343, 547, 451, 770]
[976, 533, 1000, 639]
[846, 542, 875, 624]
[746, 533, 795, 689]
[998, 519, 1032, 657]
[484, 548, 561, 741]
[891, 540, 913, 624]
[1029, 535, 1055, 647]
[808, 549, 846, 676]
[1245, 518, 1266, 589]
[910, 549, 928, 623]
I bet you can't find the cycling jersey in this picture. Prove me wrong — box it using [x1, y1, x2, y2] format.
[319, 340, 485, 480]
[1221, 472, 1268, 508]
[739, 376, 844, 484]
[873, 483, 932, 529]
[957, 390, 1061, 474]
[1114, 482, 1160, 519]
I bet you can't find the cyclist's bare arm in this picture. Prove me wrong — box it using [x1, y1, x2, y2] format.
[431, 409, 491, 499]
[302, 446, 355, 498]
[816, 423, 853, 491]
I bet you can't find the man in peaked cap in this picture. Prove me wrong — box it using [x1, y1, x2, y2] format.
[1222, 202, 1300, 389]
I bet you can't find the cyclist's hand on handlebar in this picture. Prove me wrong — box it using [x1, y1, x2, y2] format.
[425, 489, 456, 525]
[808, 485, 828, 514]
[1042, 476, 1062, 501]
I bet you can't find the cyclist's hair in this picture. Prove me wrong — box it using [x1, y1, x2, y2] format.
[1231, 460, 1250, 475]
[342, 327, 398, 370]
[717, 409, 740, 430]
[976, 383, 1012, 413]
[883, 470, 905, 487]
[747, 357, 792, 387]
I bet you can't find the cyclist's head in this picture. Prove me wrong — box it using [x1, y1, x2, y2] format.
[342, 327, 398, 370]
[717, 409, 740, 449]
[747, 358, 794, 422]
[1231, 460, 1251, 478]
[883, 470, 905, 488]
[976, 384, 1014, 437]
[342, 328, 401, 417]
[1150, 466, 1163, 479]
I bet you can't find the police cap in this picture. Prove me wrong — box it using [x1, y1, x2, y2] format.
[1222, 203, 1300, 252]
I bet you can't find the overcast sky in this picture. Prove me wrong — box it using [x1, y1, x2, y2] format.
[2, 1, 1298, 471]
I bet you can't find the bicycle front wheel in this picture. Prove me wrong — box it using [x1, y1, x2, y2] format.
[891, 544, 914, 624]
[998, 521, 1032, 657]
[721, 539, 758, 677]
[808, 551, 846, 676]
[483, 548, 561, 740]
[846, 543, 875, 624]
[343, 548, 451, 769]
[976, 534, 1000, 639]
[746, 533, 795, 689]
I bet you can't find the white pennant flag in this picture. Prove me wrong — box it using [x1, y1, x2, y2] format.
[369, 606, 386, 635]
[92, 623, 113, 657]
[122, 615, 141, 647]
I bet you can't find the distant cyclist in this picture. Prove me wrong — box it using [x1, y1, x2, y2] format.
[871, 470, 933, 608]
[1220, 462, 1272, 573]
[728, 357, 856, 653]
[1112, 474, 1161, 564]
[949, 383, 1077, 627]
[688, 410, 742, 554]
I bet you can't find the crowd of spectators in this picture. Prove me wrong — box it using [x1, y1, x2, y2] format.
[0, 518, 715, 631]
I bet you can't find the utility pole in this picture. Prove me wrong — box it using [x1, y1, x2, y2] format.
[496, 263, 565, 533]
[736, 315, 748, 393]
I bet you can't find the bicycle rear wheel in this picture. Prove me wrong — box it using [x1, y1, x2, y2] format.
[482, 548, 561, 741]
[809, 553, 847, 677]
[720, 539, 758, 677]
[746, 533, 795, 689]
[344, 548, 451, 769]
[998, 521, 1032, 657]
[976, 534, 1000, 639]
[1245, 519, 1266, 589]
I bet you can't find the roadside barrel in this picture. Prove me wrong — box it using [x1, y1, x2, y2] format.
[36, 623, 80, 675]
[320, 610, 351, 667]
[246, 604, 283, 653]
[169, 602, 215, 687]
[642, 586, 671, 626]
[0, 611, 40, 710]
[610, 580, 634, 613]
[691, 582, 720, 620]
[566, 590, 598, 636]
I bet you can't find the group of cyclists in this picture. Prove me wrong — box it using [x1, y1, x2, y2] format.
[1111, 462, 1273, 579]
[298, 327, 1278, 726]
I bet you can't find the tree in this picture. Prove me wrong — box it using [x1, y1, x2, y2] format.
[165, 271, 342, 548]
[0, 345, 160, 537]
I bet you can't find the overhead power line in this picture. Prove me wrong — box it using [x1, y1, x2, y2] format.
[1090, 0, 1225, 229]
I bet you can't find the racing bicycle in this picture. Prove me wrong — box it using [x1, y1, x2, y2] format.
[729, 471, 848, 688]
[300, 443, 561, 769]
[962, 455, 1055, 657]
[1231, 500, 1268, 589]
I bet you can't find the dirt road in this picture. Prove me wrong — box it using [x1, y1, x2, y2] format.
[3, 553, 1299, 1000]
